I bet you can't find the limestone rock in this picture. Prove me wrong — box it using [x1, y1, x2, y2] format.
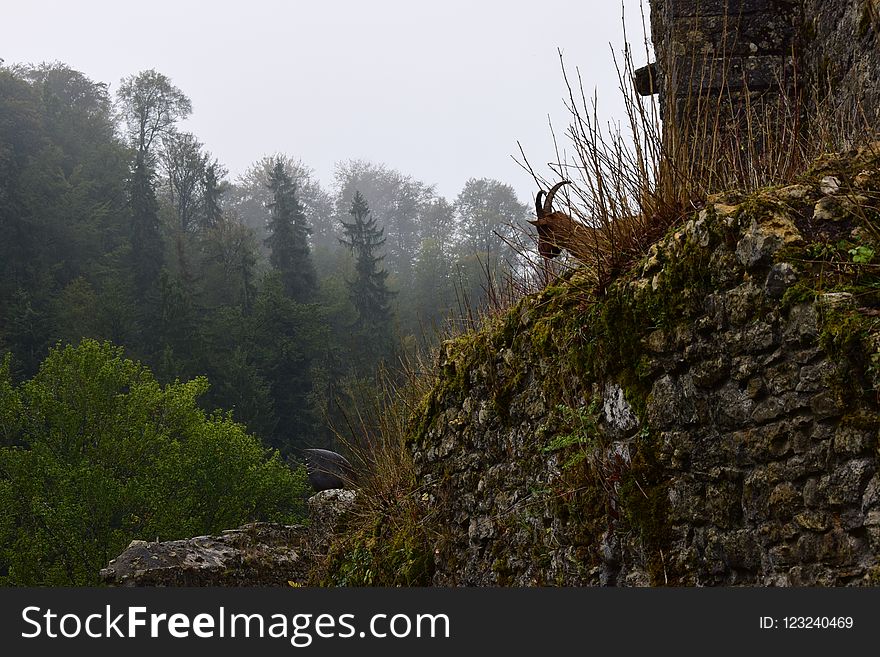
[100, 523, 309, 587]
[102, 490, 357, 586]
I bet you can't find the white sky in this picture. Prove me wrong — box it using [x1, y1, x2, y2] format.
[2, 0, 653, 203]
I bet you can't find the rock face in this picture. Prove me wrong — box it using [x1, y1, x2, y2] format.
[410, 144, 880, 586]
[801, 0, 880, 127]
[101, 523, 310, 587]
[102, 490, 356, 586]
[307, 489, 358, 556]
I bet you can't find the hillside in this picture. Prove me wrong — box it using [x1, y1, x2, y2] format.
[104, 143, 880, 587]
[335, 143, 880, 587]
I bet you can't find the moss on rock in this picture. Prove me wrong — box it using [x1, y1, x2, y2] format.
[401, 144, 880, 586]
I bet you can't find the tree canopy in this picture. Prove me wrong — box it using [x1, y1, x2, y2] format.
[0, 61, 538, 584]
[0, 341, 307, 585]
[266, 159, 318, 303]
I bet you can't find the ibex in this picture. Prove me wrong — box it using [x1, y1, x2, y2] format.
[529, 180, 601, 261]
[530, 181, 641, 263]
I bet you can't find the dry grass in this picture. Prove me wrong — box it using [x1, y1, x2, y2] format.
[313, 2, 878, 584]
[515, 2, 876, 292]
[310, 350, 441, 584]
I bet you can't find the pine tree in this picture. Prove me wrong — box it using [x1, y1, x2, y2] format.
[117, 70, 191, 299]
[129, 159, 163, 299]
[251, 272, 324, 455]
[203, 161, 223, 229]
[340, 191, 394, 370]
[265, 160, 317, 303]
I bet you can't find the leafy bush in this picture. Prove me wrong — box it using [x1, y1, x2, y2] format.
[0, 340, 307, 585]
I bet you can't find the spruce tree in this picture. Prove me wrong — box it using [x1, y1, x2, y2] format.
[117, 70, 191, 299]
[340, 191, 394, 370]
[251, 272, 324, 455]
[129, 157, 163, 299]
[265, 160, 317, 303]
[203, 161, 223, 229]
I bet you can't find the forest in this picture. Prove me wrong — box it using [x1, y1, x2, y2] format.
[0, 62, 535, 584]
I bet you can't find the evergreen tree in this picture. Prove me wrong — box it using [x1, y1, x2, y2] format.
[117, 70, 191, 320]
[265, 160, 317, 303]
[154, 271, 200, 382]
[339, 191, 394, 370]
[203, 161, 224, 230]
[227, 155, 334, 256]
[333, 160, 434, 279]
[0, 64, 133, 373]
[129, 161, 164, 298]
[251, 273, 325, 455]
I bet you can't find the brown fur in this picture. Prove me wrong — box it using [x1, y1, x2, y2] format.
[530, 182, 639, 264]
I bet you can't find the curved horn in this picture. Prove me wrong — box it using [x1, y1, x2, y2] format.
[535, 191, 545, 218]
[543, 180, 571, 215]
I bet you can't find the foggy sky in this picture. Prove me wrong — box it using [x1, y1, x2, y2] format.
[3, 0, 653, 203]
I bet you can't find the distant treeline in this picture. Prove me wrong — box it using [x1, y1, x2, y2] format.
[0, 62, 531, 455]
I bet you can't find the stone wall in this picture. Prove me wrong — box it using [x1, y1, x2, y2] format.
[648, 1, 799, 95]
[800, 0, 880, 128]
[648, 0, 800, 157]
[646, 1, 879, 165]
[410, 144, 880, 586]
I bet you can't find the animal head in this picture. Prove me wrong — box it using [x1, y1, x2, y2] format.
[529, 180, 572, 258]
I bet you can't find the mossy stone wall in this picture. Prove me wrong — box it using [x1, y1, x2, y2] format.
[410, 144, 880, 586]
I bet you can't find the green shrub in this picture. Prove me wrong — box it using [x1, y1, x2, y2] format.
[0, 340, 307, 585]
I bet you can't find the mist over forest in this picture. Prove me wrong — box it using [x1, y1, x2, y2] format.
[0, 62, 540, 452]
[0, 62, 546, 583]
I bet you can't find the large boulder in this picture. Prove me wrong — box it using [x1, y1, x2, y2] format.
[102, 491, 357, 586]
